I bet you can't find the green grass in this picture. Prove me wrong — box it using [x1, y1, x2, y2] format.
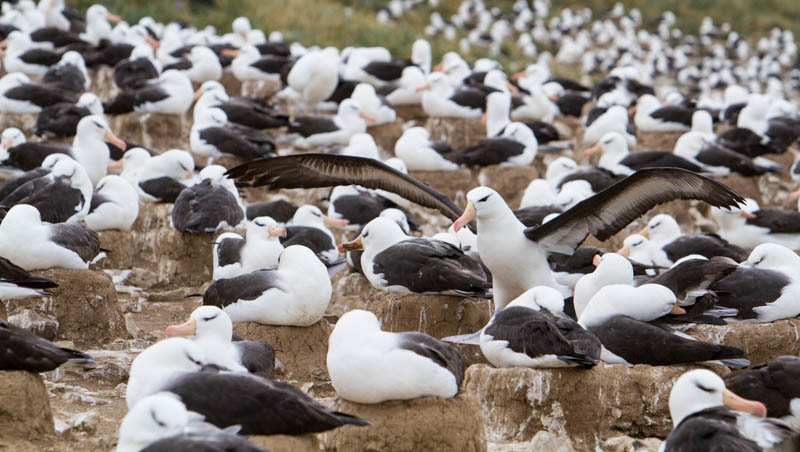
[68, 0, 800, 76]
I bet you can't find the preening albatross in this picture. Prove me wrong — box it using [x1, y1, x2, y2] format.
[227, 155, 744, 308]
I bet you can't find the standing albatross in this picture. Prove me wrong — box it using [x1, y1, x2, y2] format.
[226, 155, 745, 309]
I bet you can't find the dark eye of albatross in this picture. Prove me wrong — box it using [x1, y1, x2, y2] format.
[93, 121, 103, 129]
[752, 256, 764, 265]
[477, 194, 491, 203]
[650, 221, 661, 228]
[255, 221, 264, 227]
[632, 240, 643, 247]
[178, 163, 189, 172]
[695, 383, 716, 393]
[362, 231, 369, 238]
[312, 211, 322, 217]
[150, 410, 167, 428]
[203, 314, 218, 321]
[185, 352, 202, 365]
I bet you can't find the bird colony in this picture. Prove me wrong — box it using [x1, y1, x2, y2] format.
[2, 0, 800, 451]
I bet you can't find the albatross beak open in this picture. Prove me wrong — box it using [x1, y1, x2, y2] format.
[338, 235, 363, 253]
[582, 143, 602, 157]
[269, 225, 287, 238]
[165, 318, 197, 337]
[105, 130, 127, 151]
[722, 388, 767, 417]
[617, 245, 630, 257]
[453, 201, 477, 232]
[323, 215, 348, 228]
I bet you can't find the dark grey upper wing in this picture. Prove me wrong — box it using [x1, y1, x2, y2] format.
[226, 154, 465, 224]
[216, 236, 245, 267]
[397, 331, 465, 387]
[524, 168, 745, 254]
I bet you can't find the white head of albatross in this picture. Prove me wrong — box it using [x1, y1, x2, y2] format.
[0, 127, 24, 161]
[339, 216, 408, 257]
[582, 132, 633, 176]
[116, 393, 197, 452]
[164, 305, 249, 373]
[745, 243, 800, 280]
[643, 213, 681, 247]
[668, 369, 767, 428]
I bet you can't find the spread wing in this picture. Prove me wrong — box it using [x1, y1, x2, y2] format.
[524, 168, 745, 254]
[226, 154, 465, 223]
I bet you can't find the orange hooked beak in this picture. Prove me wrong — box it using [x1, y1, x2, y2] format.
[323, 215, 348, 228]
[617, 245, 630, 257]
[106, 12, 123, 23]
[511, 71, 525, 80]
[740, 211, 757, 219]
[506, 82, 519, 94]
[338, 234, 363, 253]
[582, 143, 602, 157]
[547, 95, 559, 102]
[105, 130, 127, 151]
[789, 188, 800, 201]
[164, 318, 197, 337]
[1, 136, 12, 150]
[269, 225, 287, 238]
[359, 111, 377, 125]
[415, 82, 431, 93]
[723, 388, 767, 417]
[221, 48, 240, 57]
[480, 112, 487, 126]
[453, 201, 476, 232]
[639, 226, 650, 238]
[592, 254, 602, 266]
[628, 105, 637, 115]
[192, 88, 204, 102]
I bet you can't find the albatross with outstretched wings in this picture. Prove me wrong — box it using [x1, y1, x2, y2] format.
[227, 154, 744, 308]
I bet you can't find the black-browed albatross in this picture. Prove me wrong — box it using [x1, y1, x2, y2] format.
[226, 155, 745, 309]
